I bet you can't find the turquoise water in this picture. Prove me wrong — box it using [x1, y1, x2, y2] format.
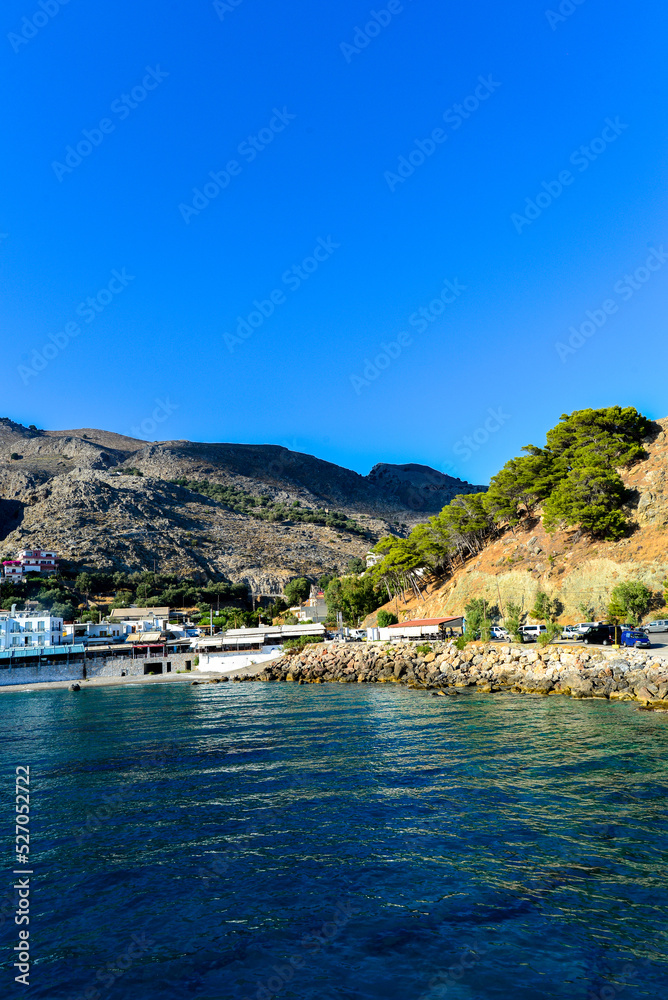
[2, 682, 668, 999]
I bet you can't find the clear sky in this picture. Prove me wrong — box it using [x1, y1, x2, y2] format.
[2, 0, 667, 484]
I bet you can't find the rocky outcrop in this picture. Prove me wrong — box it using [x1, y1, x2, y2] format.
[366, 463, 485, 512]
[240, 641, 668, 710]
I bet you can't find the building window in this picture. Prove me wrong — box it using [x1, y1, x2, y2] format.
[38, 622, 45, 632]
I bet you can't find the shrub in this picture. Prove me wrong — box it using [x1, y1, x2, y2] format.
[10, 453, 21, 460]
[377, 610, 399, 628]
[282, 636, 324, 651]
[537, 623, 561, 647]
[608, 581, 653, 625]
[415, 644, 432, 655]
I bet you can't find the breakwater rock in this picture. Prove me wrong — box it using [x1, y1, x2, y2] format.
[241, 641, 668, 709]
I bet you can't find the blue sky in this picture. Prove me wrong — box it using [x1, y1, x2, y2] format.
[2, 0, 667, 484]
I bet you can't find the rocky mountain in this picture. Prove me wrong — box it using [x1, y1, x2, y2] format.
[0, 419, 483, 593]
[367, 462, 484, 512]
[366, 418, 668, 625]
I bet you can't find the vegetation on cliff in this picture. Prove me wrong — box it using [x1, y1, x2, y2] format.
[170, 479, 369, 536]
[369, 406, 654, 600]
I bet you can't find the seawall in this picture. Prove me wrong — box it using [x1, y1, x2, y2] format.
[240, 641, 668, 708]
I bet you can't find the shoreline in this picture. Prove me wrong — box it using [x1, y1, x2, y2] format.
[0, 669, 251, 695]
[237, 640, 668, 710]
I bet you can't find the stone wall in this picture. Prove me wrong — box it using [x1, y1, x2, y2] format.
[240, 640, 668, 709]
[0, 651, 196, 686]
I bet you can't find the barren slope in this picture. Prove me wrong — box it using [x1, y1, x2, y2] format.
[0, 419, 484, 591]
[366, 418, 668, 624]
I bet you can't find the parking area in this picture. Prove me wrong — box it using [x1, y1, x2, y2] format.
[540, 631, 668, 651]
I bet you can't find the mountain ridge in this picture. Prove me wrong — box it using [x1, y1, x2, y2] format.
[0, 419, 485, 591]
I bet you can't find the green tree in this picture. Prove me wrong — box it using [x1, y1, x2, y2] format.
[50, 602, 74, 621]
[113, 590, 133, 607]
[325, 575, 383, 626]
[377, 610, 399, 627]
[542, 467, 629, 539]
[503, 601, 524, 641]
[608, 581, 653, 625]
[317, 574, 335, 592]
[545, 405, 652, 471]
[577, 600, 594, 621]
[75, 572, 92, 603]
[283, 577, 310, 606]
[347, 556, 366, 575]
[531, 590, 560, 623]
[484, 451, 557, 525]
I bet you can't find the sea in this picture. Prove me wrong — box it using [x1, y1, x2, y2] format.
[2, 681, 668, 999]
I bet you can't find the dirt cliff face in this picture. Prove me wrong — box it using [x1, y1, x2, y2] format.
[367, 419, 668, 624]
[0, 420, 483, 591]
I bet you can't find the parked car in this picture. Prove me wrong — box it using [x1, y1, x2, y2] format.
[640, 619, 668, 633]
[580, 624, 617, 645]
[520, 625, 547, 641]
[490, 625, 510, 640]
[560, 625, 579, 641]
[621, 629, 651, 648]
[575, 622, 604, 634]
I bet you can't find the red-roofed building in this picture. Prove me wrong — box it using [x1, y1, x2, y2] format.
[379, 616, 464, 640]
[2, 548, 58, 580]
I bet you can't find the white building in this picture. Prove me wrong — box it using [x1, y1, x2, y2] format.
[63, 621, 124, 645]
[2, 549, 58, 580]
[0, 613, 64, 650]
[377, 616, 464, 641]
[294, 590, 328, 623]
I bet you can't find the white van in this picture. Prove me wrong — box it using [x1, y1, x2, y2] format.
[575, 622, 603, 633]
[520, 624, 547, 641]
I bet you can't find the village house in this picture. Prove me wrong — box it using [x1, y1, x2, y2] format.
[0, 611, 64, 650]
[2, 548, 58, 580]
[294, 588, 328, 623]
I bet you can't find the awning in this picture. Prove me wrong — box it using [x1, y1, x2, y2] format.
[0, 644, 85, 661]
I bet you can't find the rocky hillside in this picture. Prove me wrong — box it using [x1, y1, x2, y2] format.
[367, 462, 484, 512]
[366, 417, 668, 624]
[0, 419, 483, 593]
